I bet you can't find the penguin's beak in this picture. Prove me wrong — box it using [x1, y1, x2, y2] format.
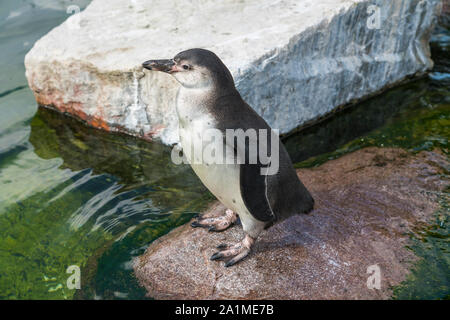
[142, 59, 177, 73]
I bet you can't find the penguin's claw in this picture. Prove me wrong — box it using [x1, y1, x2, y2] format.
[225, 251, 250, 267]
[210, 244, 251, 266]
[210, 252, 224, 261]
[190, 221, 205, 228]
[190, 209, 237, 232]
[210, 235, 255, 267]
[216, 243, 229, 250]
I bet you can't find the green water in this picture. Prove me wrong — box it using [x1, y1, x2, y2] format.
[2, 107, 212, 299]
[0, 1, 448, 300]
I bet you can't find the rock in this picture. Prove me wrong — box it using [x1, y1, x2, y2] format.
[25, 0, 442, 145]
[133, 147, 449, 299]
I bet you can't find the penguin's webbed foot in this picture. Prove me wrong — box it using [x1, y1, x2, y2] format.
[210, 234, 255, 267]
[191, 209, 237, 232]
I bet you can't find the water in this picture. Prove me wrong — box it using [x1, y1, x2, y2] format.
[0, 1, 448, 299]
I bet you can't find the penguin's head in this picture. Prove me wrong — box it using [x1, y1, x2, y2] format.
[142, 48, 235, 90]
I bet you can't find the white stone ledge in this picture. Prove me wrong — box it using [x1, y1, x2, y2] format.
[25, 0, 442, 145]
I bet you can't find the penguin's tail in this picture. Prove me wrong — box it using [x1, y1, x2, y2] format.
[276, 185, 314, 222]
[301, 194, 315, 214]
[296, 185, 315, 215]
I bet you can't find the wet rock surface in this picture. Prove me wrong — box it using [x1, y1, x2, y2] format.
[134, 147, 449, 299]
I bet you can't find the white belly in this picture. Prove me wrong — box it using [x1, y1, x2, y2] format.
[176, 86, 264, 235]
[179, 120, 244, 214]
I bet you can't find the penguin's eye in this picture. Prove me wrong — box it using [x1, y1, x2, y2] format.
[182, 64, 190, 70]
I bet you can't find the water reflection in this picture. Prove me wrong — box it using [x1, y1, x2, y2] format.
[29, 107, 210, 238]
[30, 107, 206, 209]
[0, 107, 210, 299]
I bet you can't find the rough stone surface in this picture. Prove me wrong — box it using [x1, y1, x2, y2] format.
[25, 0, 442, 145]
[133, 147, 449, 299]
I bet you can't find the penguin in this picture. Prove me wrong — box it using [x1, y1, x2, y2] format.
[142, 48, 314, 267]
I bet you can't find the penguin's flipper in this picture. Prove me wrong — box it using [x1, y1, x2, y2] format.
[226, 130, 276, 223]
[239, 162, 275, 222]
[226, 126, 314, 223]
